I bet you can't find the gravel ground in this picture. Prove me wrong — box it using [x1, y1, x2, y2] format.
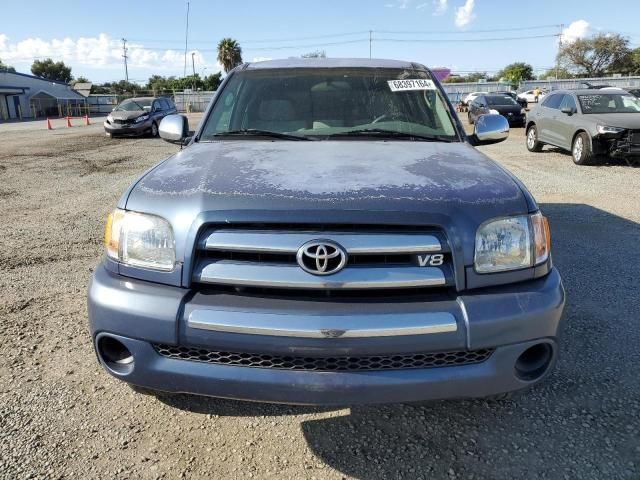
[1, 117, 638, 480]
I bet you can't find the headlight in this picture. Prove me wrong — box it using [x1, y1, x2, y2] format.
[596, 125, 624, 135]
[134, 114, 150, 123]
[104, 209, 175, 271]
[474, 212, 550, 273]
[107, 114, 113, 123]
[489, 109, 499, 115]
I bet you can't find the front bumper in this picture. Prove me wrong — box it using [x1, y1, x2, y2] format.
[104, 120, 151, 136]
[88, 265, 565, 405]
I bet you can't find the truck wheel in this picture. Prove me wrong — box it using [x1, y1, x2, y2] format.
[150, 121, 159, 138]
[572, 132, 593, 165]
[526, 124, 543, 152]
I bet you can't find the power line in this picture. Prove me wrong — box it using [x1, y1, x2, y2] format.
[124, 32, 559, 54]
[240, 30, 371, 44]
[376, 24, 561, 34]
[376, 33, 560, 43]
[127, 24, 562, 45]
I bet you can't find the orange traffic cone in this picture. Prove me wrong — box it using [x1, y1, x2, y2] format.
[84, 115, 90, 126]
[46, 118, 53, 130]
[66, 116, 72, 128]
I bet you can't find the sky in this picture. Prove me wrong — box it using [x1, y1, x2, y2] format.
[1, 0, 639, 84]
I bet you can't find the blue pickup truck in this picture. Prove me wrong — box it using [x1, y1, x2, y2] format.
[88, 58, 565, 405]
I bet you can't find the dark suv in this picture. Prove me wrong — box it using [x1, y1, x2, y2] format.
[88, 58, 564, 405]
[104, 96, 177, 138]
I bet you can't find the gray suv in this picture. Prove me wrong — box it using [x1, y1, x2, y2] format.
[88, 59, 564, 405]
[525, 89, 640, 165]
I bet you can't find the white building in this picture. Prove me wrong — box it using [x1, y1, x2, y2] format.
[0, 70, 86, 121]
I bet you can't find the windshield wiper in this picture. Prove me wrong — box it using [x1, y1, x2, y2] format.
[213, 129, 313, 141]
[327, 128, 453, 142]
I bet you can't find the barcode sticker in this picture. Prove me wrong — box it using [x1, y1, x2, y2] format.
[388, 79, 437, 92]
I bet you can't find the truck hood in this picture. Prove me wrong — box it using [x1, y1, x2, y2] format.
[587, 113, 640, 129]
[130, 140, 525, 210]
[125, 140, 529, 261]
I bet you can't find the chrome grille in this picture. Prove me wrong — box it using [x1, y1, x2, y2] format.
[153, 344, 493, 371]
[192, 224, 453, 291]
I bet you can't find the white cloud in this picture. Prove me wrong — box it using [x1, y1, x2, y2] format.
[385, 0, 432, 8]
[0, 33, 221, 75]
[455, 0, 475, 28]
[252, 56, 273, 63]
[561, 20, 590, 44]
[432, 0, 448, 15]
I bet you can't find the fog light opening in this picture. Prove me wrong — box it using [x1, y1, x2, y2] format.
[98, 336, 134, 374]
[515, 343, 552, 381]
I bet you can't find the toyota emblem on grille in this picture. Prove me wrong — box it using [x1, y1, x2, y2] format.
[296, 240, 348, 276]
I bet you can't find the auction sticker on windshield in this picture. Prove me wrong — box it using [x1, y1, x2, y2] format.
[388, 79, 436, 92]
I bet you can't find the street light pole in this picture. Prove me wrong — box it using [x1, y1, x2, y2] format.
[556, 23, 564, 80]
[191, 52, 196, 90]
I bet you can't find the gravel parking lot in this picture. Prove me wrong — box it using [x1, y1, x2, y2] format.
[1, 116, 638, 479]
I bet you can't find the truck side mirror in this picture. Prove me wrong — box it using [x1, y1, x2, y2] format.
[469, 114, 509, 146]
[159, 114, 190, 144]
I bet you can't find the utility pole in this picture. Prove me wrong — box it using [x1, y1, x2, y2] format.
[121, 38, 129, 83]
[555, 23, 564, 80]
[191, 52, 196, 90]
[183, 1, 190, 77]
[369, 30, 373, 59]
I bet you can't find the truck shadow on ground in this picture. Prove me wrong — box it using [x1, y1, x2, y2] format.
[159, 203, 640, 479]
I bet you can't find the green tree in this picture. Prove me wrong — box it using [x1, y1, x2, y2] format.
[31, 58, 73, 83]
[93, 80, 139, 94]
[496, 62, 534, 83]
[217, 38, 243, 73]
[0, 58, 16, 73]
[538, 68, 573, 80]
[203, 72, 222, 91]
[442, 71, 489, 83]
[609, 46, 640, 75]
[146, 74, 176, 91]
[558, 33, 630, 77]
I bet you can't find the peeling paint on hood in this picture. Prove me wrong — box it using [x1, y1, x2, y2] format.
[133, 140, 524, 206]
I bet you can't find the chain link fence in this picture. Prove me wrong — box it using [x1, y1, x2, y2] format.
[85, 90, 217, 114]
[519, 76, 640, 93]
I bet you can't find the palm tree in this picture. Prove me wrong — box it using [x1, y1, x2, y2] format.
[217, 38, 243, 73]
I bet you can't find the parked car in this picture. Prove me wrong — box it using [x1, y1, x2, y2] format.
[468, 94, 526, 127]
[104, 97, 177, 138]
[627, 88, 640, 98]
[88, 58, 564, 405]
[525, 89, 640, 165]
[518, 90, 546, 104]
[496, 90, 528, 109]
[462, 91, 488, 105]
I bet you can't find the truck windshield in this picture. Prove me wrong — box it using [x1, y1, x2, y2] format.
[577, 93, 640, 114]
[200, 68, 458, 141]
